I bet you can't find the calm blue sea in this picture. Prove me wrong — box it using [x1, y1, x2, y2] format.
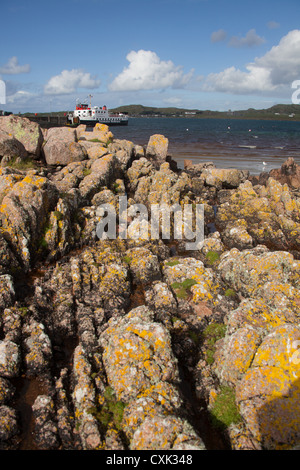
[112, 117, 300, 175]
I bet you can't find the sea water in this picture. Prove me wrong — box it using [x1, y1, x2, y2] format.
[112, 117, 300, 175]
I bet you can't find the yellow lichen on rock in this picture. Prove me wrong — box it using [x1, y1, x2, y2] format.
[236, 363, 300, 449]
[100, 306, 179, 404]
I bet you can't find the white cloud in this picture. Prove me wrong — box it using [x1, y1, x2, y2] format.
[205, 64, 273, 94]
[109, 50, 193, 92]
[44, 69, 101, 95]
[204, 30, 300, 95]
[211, 29, 227, 43]
[7, 90, 34, 103]
[255, 30, 300, 84]
[0, 57, 30, 75]
[228, 29, 265, 48]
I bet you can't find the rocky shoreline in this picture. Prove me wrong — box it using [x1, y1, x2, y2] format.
[0, 114, 299, 450]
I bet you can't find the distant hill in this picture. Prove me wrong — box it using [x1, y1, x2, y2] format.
[110, 103, 300, 121]
[110, 104, 202, 117]
[18, 103, 300, 121]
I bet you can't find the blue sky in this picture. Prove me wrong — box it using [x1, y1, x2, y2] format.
[1, 0, 300, 112]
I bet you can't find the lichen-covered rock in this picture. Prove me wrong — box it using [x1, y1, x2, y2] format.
[204, 319, 300, 449]
[133, 144, 145, 159]
[0, 234, 21, 276]
[213, 326, 262, 386]
[76, 204, 108, 245]
[22, 319, 52, 378]
[0, 128, 28, 161]
[236, 352, 300, 449]
[98, 262, 130, 312]
[105, 427, 125, 450]
[222, 219, 254, 251]
[43, 127, 87, 165]
[218, 247, 300, 311]
[108, 139, 134, 174]
[146, 134, 169, 167]
[0, 275, 15, 310]
[125, 162, 202, 249]
[227, 422, 262, 450]
[0, 115, 43, 157]
[125, 247, 161, 284]
[145, 281, 177, 325]
[201, 168, 249, 189]
[127, 157, 154, 192]
[99, 306, 179, 403]
[184, 160, 215, 174]
[200, 231, 225, 257]
[0, 377, 15, 405]
[55, 368, 76, 449]
[2, 307, 22, 343]
[132, 161, 191, 209]
[122, 388, 182, 442]
[30, 241, 131, 347]
[163, 257, 219, 307]
[251, 324, 300, 374]
[43, 196, 75, 261]
[209, 245, 300, 449]
[0, 339, 20, 378]
[76, 123, 113, 146]
[51, 160, 90, 193]
[91, 188, 118, 207]
[72, 345, 102, 450]
[0, 405, 18, 441]
[130, 414, 206, 450]
[81, 142, 108, 161]
[0, 173, 59, 270]
[98, 302, 205, 449]
[195, 240, 300, 449]
[79, 154, 116, 201]
[32, 263, 76, 342]
[0, 167, 23, 200]
[147, 163, 186, 206]
[216, 178, 300, 255]
[32, 395, 59, 449]
[226, 297, 297, 336]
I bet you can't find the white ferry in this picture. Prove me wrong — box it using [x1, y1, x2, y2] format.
[67, 98, 128, 126]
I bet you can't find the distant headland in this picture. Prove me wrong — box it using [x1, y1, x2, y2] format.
[109, 103, 300, 121]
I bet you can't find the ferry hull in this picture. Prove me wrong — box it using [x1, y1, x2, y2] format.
[78, 118, 128, 126]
